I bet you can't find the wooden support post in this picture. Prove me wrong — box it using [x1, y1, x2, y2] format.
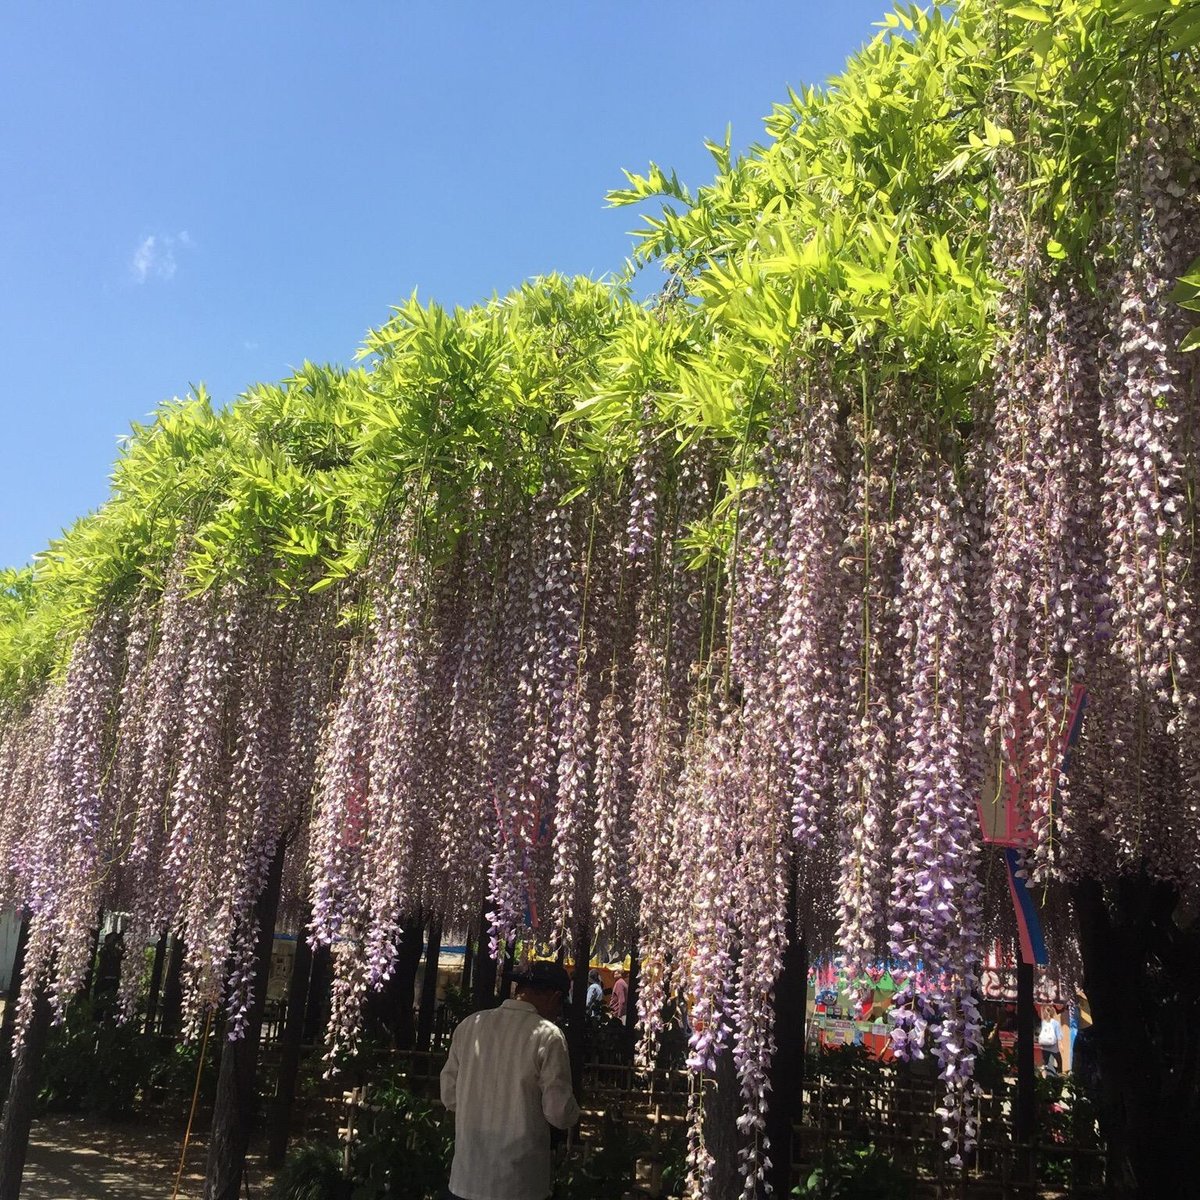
[143, 932, 167, 1036]
[416, 917, 442, 1053]
[93, 928, 124, 1007]
[0, 979, 52, 1200]
[78, 919, 101, 1002]
[566, 921, 589, 1097]
[765, 918, 807, 1199]
[393, 920, 424, 1050]
[1015, 959, 1036, 1161]
[365, 917, 423, 1048]
[160, 935, 186, 1039]
[471, 904, 498, 1012]
[302, 944, 332, 1045]
[461, 937, 474, 998]
[202, 843, 286, 1200]
[703, 1050, 741, 1200]
[501, 938, 516, 1001]
[339, 1085, 363, 1192]
[624, 937, 639, 1034]
[623, 936, 640, 1067]
[266, 924, 314, 1168]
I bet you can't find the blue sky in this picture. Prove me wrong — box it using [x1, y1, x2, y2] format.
[1, 1, 887, 568]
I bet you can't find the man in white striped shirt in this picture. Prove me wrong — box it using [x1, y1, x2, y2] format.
[440, 960, 581, 1200]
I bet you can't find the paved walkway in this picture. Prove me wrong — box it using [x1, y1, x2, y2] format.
[22, 1114, 278, 1199]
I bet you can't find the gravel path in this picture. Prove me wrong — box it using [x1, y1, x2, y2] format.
[22, 1113, 278, 1199]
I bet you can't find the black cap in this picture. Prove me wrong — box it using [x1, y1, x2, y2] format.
[511, 960, 571, 995]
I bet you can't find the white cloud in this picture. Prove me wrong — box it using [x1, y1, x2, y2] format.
[130, 231, 194, 283]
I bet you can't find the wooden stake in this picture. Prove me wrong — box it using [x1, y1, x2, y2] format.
[266, 920, 314, 1168]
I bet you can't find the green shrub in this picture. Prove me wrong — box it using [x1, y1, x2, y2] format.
[793, 1143, 912, 1200]
[38, 998, 160, 1118]
[280, 1088, 690, 1200]
[553, 1106, 686, 1200]
[439, 983, 473, 1027]
[271, 1142, 343, 1200]
[1035, 1074, 1102, 1190]
[144, 1035, 219, 1106]
[349, 1082, 453, 1200]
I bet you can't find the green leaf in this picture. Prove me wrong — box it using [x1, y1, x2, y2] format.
[843, 267, 893, 293]
[983, 118, 1014, 147]
[1115, 0, 1174, 21]
[1168, 9, 1200, 51]
[1006, 3, 1052, 22]
[1179, 326, 1200, 353]
[1046, 239, 1067, 260]
[1008, 76, 1042, 100]
[934, 149, 972, 182]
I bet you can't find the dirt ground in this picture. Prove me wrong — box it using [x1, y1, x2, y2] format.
[21, 1113, 279, 1199]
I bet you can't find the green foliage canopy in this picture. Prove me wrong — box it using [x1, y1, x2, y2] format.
[3, 0, 1197, 709]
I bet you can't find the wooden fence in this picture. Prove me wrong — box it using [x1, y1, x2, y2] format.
[314, 1044, 1106, 1199]
[802, 1057, 1106, 1197]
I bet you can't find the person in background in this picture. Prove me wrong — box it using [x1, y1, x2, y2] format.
[608, 968, 628, 1020]
[440, 960, 580, 1200]
[1038, 1003, 1063, 1075]
[586, 968, 604, 1017]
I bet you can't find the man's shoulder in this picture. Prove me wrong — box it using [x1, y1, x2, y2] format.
[533, 1018, 569, 1048]
[452, 1003, 552, 1032]
[451, 1009, 494, 1038]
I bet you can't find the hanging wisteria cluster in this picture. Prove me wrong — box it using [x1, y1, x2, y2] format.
[887, 466, 983, 1163]
[1, 16, 1198, 1197]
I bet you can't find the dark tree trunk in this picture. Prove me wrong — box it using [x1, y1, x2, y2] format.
[1071, 873, 1200, 1199]
[764, 927, 807, 1199]
[364, 918, 423, 1049]
[78, 919, 102, 1001]
[361, 915, 420, 1047]
[93, 930, 124, 1005]
[0, 980, 52, 1200]
[416, 917, 442, 1053]
[266, 925, 314, 1169]
[0, 916, 31, 1090]
[625, 939, 639, 1038]
[393, 920, 424, 1051]
[1015, 960, 1036, 1146]
[624, 936, 643, 1060]
[202, 843, 286, 1200]
[302, 944, 332, 1045]
[500, 937, 516, 1001]
[160, 934, 186, 1039]
[471, 918, 498, 1013]
[703, 1049, 742, 1200]
[143, 932, 167, 1036]
[566, 922, 589, 1097]
[461, 937, 474, 998]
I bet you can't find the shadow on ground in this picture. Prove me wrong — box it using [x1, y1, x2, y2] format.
[22, 1113, 277, 1199]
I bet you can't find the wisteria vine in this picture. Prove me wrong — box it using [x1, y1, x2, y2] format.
[0, 40, 1196, 1200]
